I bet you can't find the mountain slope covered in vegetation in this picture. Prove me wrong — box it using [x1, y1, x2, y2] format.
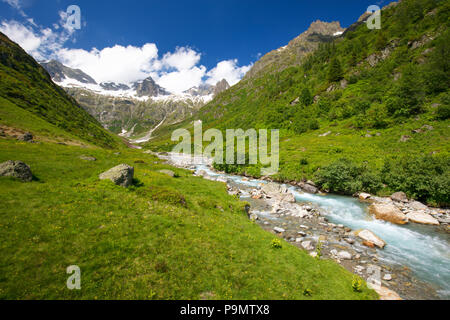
[0, 32, 120, 148]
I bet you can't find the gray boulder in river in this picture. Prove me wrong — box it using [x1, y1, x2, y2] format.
[298, 181, 318, 194]
[99, 164, 134, 187]
[0, 160, 33, 182]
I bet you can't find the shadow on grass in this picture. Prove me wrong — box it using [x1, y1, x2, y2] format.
[32, 175, 42, 183]
[132, 178, 144, 188]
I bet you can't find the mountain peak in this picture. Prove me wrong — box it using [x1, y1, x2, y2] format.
[306, 20, 344, 36]
[214, 79, 230, 96]
[245, 20, 345, 79]
[132, 76, 169, 97]
[184, 84, 214, 97]
[41, 59, 97, 85]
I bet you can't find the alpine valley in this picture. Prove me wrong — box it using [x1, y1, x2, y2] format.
[0, 0, 449, 302]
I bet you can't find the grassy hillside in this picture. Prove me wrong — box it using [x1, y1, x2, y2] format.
[0, 32, 120, 148]
[0, 137, 377, 300]
[147, 0, 449, 206]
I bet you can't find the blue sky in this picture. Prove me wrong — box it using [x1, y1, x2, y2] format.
[0, 0, 395, 92]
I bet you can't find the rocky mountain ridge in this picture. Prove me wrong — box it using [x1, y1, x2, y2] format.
[132, 77, 170, 97]
[41, 60, 231, 100]
[41, 59, 97, 85]
[244, 20, 345, 79]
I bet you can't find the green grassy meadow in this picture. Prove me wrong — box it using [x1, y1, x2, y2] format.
[0, 135, 378, 300]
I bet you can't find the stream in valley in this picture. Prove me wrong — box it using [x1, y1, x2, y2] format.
[156, 153, 450, 299]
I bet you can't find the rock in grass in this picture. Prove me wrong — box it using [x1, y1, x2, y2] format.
[369, 203, 408, 225]
[400, 135, 411, 142]
[17, 132, 33, 142]
[406, 211, 439, 226]
[80, 155, 97, 161]
[158, 169, 176, 177]
[99, 164, 134, 187]
[0, 160, 32, 182]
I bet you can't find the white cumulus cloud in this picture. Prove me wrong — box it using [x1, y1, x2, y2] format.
[0, 20, 41, 54]
[156, 66, 207, 94]
[0, 17, 76, 60]
[162, 47, 201, 71]
[57, 44, 159, 84]
[206, 59, 252, 86]
[0, 15, 253, 93]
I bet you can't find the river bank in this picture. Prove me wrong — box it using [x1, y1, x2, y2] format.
[153, 152, 450, 300]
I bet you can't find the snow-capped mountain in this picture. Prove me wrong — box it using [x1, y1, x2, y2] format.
[100, 82, 131, 91]
[40, 60, 231, 142]
[40, 59, 225, 102]
[132, 77, 170, 97]
[41, 60, 97, 85]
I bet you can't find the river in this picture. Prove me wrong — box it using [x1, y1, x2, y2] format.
[157, 153, 450, 299]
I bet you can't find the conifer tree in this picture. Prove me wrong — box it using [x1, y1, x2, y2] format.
[327, 57, 343, 82]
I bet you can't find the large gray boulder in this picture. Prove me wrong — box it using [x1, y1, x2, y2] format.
[261, 183, 295, 202]
[390, 192, 408, 203]
[99, 164, 134, 187]
[405, 211, 439, 226]
[354, 229, 386, 249]
[0, 160, 32, 182]
[262, 183, 281, 196]
[298, 182, 318, 194]
[369, 203, 408, 225]
[408, 201, 428, 211]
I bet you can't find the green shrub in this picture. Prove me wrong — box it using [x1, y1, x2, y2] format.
[315, 241, 323, 259]
[424, 30, 449, 94]
[300, 87, 313, 106]
[435, 103, 450, 120]
[365, 104, 389, 129]
[309, 119, 320, 130]
[389, 64, 424, 117]
[303, 288, 313, 296]
[352, 276, 363, 292]
[271, 239, 283, 249]
[382, 155, 450, 206]
[315, 158, 382, 195]
[327, 57, 343, 83]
